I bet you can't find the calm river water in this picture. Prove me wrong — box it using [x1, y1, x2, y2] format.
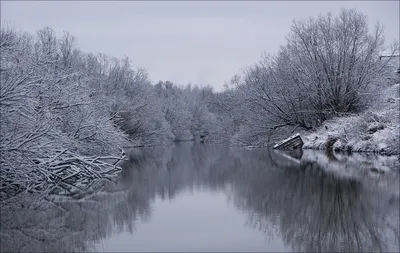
[1, 142, 399, 252]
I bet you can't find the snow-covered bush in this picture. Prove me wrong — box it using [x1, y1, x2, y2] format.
[303, 82, 400, 155]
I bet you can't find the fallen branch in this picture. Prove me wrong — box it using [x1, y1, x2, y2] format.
[0, 149, 124, 202]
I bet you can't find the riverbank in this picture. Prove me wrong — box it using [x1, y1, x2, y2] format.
[302, 83, 399, 156]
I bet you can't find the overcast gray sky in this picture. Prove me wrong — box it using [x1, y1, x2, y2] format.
[1, 1, 399, 91]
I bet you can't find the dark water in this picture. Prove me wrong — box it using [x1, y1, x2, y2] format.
[1, 143, 399, 252]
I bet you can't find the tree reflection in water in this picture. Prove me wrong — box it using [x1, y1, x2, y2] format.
[231, 149, 399, 252]
[1, 143, 398, 252]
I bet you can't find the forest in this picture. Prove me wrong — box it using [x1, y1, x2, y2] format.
[0, 9, 399, 201]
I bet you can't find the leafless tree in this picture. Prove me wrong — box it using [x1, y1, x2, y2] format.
[224, 9, 399, 145]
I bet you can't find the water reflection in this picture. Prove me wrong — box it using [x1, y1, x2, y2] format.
[1, 143, 398, 252]
[233, 149, 399, 252]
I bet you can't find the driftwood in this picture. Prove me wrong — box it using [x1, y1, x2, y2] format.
[273, 133, 304, 150]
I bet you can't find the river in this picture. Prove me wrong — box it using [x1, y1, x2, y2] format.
[1, 142, 399, 252]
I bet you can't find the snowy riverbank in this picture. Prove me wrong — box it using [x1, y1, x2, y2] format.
[303, 83, 399, 156]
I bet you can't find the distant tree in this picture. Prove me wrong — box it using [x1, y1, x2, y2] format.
[155, 81, 193, 141]
[58, 31, 76, 69]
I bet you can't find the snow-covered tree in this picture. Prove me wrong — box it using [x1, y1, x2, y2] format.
[155, 81, 193, 141]
[222, 8, 398, 145]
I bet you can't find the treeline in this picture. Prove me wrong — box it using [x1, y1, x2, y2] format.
[0, 25, 227, 199]
[0, 8, 398, 200]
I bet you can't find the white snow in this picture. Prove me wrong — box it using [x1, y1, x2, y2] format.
[303, 83, 400, 156]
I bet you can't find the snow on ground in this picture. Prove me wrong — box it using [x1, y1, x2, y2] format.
[303, 83, 400, 156]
